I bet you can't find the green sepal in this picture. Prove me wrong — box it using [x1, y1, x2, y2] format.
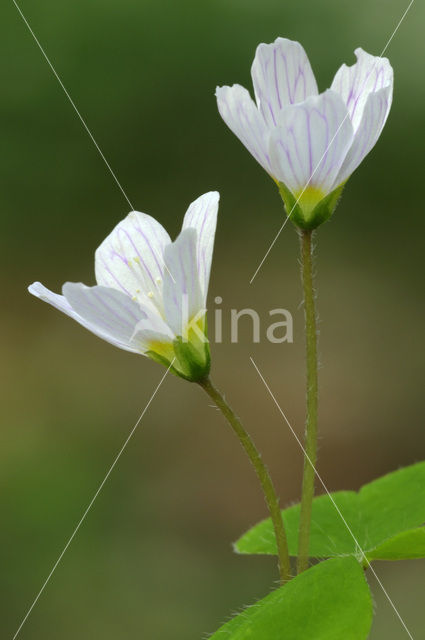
[145, 315, 211, 383]
[144, 350, 185, 380]
[172, 335, 211, 382]
[146, 339, 210, 383]
[278, 181, 346, 230]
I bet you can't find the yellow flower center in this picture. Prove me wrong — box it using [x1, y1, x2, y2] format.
[293, 186, 326, 217]
[146, 340, 175, 362]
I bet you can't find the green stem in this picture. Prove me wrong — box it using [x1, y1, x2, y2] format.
[199, 377, 292, 584]
[297, 229, 319, 574]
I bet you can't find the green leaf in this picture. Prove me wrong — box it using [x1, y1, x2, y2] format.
[367, 527, 425, 561]
[236, 491, 359, 557]
[236, 462, 425, 562]
[209, 557, 372, 639]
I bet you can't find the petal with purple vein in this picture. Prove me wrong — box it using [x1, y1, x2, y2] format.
[331, 48, 393, 131]
[332, 86, 392, 187]
[95, 211, 171, 302]
[29, 282, 140, 353]
[251, 37, 318, 127]
[163, 229, 204, 338]
[269, 90, 353, 196]
[63, 282, 146, 352]
[182, 191, 219, 301]
[216, 84, 272, 175]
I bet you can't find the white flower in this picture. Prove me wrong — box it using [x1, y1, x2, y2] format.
[29, 191, 219, 381]
[216, 38, 393, 228]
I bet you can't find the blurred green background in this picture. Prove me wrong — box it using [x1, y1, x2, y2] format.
[1, 0, 424, 637]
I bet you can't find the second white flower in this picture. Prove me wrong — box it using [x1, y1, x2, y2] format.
[216, 38, 393, 228]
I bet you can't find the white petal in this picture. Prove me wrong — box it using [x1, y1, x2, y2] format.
[95, 211, 171, 307]
[29, 281, 79, 319]
[131, 303, 175, 357]
[162, 228, 204, 337]
[182, 191, 219, 300]
[215, 84, 272, 174]
[332, 86, 392, 186]
[251, 37, 318, 127]
[131, 329, 175, 360]
[331, 48, 393, 131]
[269, 89, 353, 196]
[29, 281, 141, 353]
[63, 283, 145, 351]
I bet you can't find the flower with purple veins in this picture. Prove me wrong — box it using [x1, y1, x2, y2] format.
[216, 38, 393, 229]
[29, 191, 219, 381]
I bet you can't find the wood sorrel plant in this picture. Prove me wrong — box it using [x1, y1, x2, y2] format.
[216, 36, 394, 577]
[211, 37, 424, 639]
[28, 36, 424, 640]
[29, 192, 293, 582]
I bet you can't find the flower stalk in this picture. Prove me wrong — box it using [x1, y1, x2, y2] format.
[297, 229, 319, 574]
[199, 377, 292, 584]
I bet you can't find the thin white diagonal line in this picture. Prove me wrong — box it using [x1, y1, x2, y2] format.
[11, 0, 177, 284]
[250, 356, 414, 639]
[12, 361, 174, 640]
[249, 0, 415, 284]
[11, 0, 134, 211]
[380, 0, 415, 56]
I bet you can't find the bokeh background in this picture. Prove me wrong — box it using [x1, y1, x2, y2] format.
[1, 0, 424, 637]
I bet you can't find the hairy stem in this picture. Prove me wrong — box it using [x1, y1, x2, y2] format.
[297, 229, 319, 574]
[199, 377, 291, 584]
